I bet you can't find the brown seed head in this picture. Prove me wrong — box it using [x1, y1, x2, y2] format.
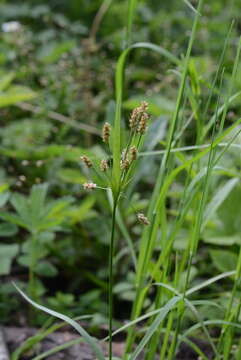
[140, 101, 148, 111]
[129, 107, 140, 129]
[137, 213, 150, 226]
[80, 155, 92, 168]
[129, 146, 138, 161]
[137, 113, 149, 134]
[129, 101, 149, 131]
[102, 122, 111, 143]
[120, 159, 130, 170]
[100, 159, 109, 172]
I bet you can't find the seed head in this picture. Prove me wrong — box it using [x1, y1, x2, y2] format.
[137, 213, 150, 226]
[129, 101, 149, 131]
[83, 182, 97, 190]
[140, 101, 148, 111]
[102, 122, 111, 143]
[137, 113, 149, 134]
[129, 146, 138, 161]
[80, 155, 93, 168]
[129, 107, 140, 129]
[100, 159, 109, 171]
[120, 159, 130, 170]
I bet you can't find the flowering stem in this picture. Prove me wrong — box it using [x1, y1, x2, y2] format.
[108, 197, 118, 360]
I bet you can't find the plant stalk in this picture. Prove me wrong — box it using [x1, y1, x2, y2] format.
[28, 232, 38, 301]
[108, 199, 118, 360]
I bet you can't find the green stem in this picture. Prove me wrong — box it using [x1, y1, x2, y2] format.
[217, 245, 241, 358]
[28, 232, 38, 301]
[108, 199, 118, 360]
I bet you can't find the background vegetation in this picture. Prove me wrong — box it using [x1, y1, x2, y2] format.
[0, 0, 241, 358]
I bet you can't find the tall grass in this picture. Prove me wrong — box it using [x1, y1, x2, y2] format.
[14, 0, 241, 359]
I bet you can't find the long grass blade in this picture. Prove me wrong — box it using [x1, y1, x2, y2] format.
[112, 42, 180, 195]
[129, 296, 181, 360]
[126, 0, 138, 47]
[13, 284, 105, 360]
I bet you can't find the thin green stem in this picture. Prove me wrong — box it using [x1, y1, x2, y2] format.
[108, 199, 118, 360]
[28, 232, 38, 301]
[217, 245, 241, 358]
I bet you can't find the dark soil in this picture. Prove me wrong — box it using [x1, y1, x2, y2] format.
[3, 327, 213, 359]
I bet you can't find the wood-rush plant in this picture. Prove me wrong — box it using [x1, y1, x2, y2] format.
[82, 102, 151, 360]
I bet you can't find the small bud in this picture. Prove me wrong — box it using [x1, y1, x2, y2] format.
[129, 146, 137, 161]
[80, 155, 93, 168]
[22, 160, 29, 166]
[100, 159, 109, 171]
[36, 160, 44, 167]
[137, 213, 150, 226]
[102, 122, 111, 143]
[83, 182, 97, 190]
[19, 175, 26, 182]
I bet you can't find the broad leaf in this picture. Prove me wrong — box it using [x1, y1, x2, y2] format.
[210, 250, 238, 273]
[0, 244, 19, 275]
[29, 183, 48, 224]
[0, 222, 18, 237]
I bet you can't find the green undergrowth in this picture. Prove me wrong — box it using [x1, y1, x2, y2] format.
[0, 0, 241, 359]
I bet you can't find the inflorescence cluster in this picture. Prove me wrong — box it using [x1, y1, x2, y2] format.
[80, 101, 150, 225]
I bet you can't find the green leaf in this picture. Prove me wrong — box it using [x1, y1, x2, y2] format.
[0, 86, 37, 107]
[10, 193, 31, 228]
[17, 254, 32, 267]
[0, 244, 19, 275]
[37, 41, 76, 63]
[66, 197, 95, 224]
[12, 315, 93, 360]
[29, 183, 48, 224]
[0, 144, 95, 162]
[0, 184, 9, 193]
[210, 250, 238, 273]
[35, 261, 58, 277]
[57, 168, 86, 184]
[129, 296, 181, 360]
[112, 41, 180, 195]
[0, 191, 10, 207]
[44, 197, 74, 220]
[218, 185, 241, 233]
[203, 232, 241, 246]
[123, 96, 175, 117]
[186, 271, 235, 296]
[0, 212, 29, 229]
[14, 284, 105, 360]
[0, 72, 15, 91]
[202, 178, 239, 229]
[0, 222, 18, 237]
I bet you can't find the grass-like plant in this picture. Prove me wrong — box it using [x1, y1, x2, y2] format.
[13, 0, 241, 359]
